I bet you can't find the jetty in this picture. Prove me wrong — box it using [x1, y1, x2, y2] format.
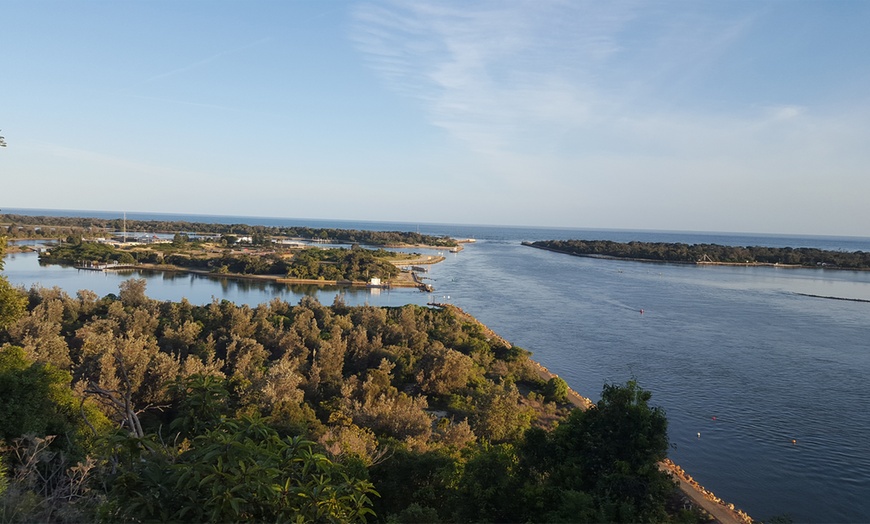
[74, 262, 138, 271]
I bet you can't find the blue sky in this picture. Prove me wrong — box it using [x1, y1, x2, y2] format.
[2, 1, 869, 236]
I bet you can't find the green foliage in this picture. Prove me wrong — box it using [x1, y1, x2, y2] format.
[454, 443, 524, 522]
[0, 236, 27, 329]
[579, 380, 670, 474]
[171, 232, 189, 247]
[0, 455, 7, 499]
[542, 380, 675, 522]
[118, 278, 148, 307]
[0, 277, 27, 329]
[38, 241, 121, 265]
[531, 239, 870, 269]
[286, 248, 399, 281]
[0, 281, 684, 523]
[168, 374, 231, 438]
[0, 346, 109, 457]
[369, 447, 460, 520]
[385, 502, 441, 524]
[105, 417, 378, 523]
[472, 382, 534, 442]
[544, 376, 569, 403]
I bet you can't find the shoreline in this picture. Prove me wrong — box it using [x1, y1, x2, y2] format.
[523, 241, 870, 271]
[102, 263, 432, 290]
[16, 252, 751, 520]
[432, 302, 750, 524]
[10, 239, 446, 291]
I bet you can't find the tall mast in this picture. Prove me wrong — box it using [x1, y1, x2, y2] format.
[123, 212, 126, 243]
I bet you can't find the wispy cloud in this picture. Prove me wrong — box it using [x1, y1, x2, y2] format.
[144, 37, 272, 83]
[351, 1, 621, 157]
[350, 1, 762, 163]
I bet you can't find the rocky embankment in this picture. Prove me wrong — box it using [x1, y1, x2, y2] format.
[433, 303, 752, 523]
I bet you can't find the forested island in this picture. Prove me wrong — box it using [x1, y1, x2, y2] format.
[0, 234, 719, 523]
[5, 213, 454, 289]
[526, 239, 870, 269]
[37, 238, 410, 284]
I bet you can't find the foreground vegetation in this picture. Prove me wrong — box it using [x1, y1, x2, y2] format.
[1, 236, 699, 522]
[528, 239, 870, 269]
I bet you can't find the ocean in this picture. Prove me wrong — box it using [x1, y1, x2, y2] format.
[4, 208, 870, 522]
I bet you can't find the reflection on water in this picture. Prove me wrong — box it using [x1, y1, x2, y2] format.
[4, 238, 870, 522]
[421, 240, 870, 523]
[3, 251, 431, 308]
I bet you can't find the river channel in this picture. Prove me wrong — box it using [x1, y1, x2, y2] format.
[4, 221, 870, 522]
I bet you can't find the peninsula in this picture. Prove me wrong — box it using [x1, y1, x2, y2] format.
[3, 213, 457, 291]
[525, 239, 870, 269]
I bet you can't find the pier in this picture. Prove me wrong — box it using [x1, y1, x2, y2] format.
[74, 262, 138, 272]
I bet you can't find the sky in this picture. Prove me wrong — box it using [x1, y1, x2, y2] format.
[2, 0, 869, 236]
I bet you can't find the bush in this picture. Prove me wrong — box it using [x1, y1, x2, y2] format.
[544, 376, 569, 403]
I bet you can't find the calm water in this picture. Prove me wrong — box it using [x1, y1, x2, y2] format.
[4, 210, 870, 522]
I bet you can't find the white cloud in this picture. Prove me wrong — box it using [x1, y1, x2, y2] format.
[766, 105, 804, 121]
[351, 0, 613, 160]
[349, 1, 770, 167]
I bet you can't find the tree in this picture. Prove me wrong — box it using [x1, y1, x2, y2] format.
[472, 381, 533, 442]
[454, 443, 524, 522]
[118, 278, 148, 307]
[0, 455, 7, 498]
[5, 295, 72, 369]
[575, 380, 670, 475]
[171, 233, 189, 247]
[0, 278, 26, 330]
[545, 380, 674, 522]
[0, 236, 27, 329]
[168, 373, 231, 438]
[544, 376, 569, 403]
[369, 448, 458, 520]
[0, 346, 109, 456]
[416, 342, 475, 396]
[105, 417, 378, 523]
[75, 306, 167, 438]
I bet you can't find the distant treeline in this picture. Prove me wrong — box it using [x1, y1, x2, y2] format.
[527, 239, 870, 269]
[1, 213, 458, 247]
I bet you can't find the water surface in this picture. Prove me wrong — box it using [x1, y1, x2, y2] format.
[4, 213, 870, 522]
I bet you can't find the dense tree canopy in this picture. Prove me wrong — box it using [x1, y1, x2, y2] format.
[0, 237, 27, 329]
[39, 240, 403, 282]
[0, 278, 695, 522]
[528, 239, 870, 269]
[286, 248, 399, 281]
